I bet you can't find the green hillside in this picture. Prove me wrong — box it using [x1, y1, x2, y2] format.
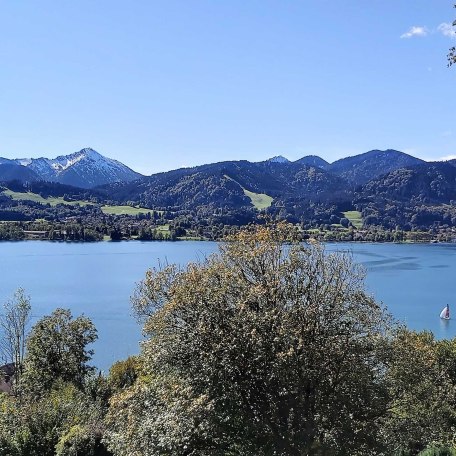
[224, 175, 273, 210]
[343, 210, 363, 228]
[100, 205, 153, 216]
[3, 190, 90, 206]
[2, 190, 156, 216]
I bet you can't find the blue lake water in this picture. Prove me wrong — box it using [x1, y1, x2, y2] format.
[1, 240, 456, 371]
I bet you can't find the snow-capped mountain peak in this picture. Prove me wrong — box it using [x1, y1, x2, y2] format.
[266, 155, 290, 164]
[4, 148, 142, 188]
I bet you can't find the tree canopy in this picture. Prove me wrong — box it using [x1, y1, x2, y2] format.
[448, 4, 456, 66]
[0, 288, 31, 388]
[21, 308, 98, 395]
[105, 224, 397, 455]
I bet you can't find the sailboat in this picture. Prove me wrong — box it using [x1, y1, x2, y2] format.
[440, 304, 450, 320]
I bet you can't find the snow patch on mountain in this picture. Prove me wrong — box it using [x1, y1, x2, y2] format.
[3, 148, 142, 188]
[266, 155, 290, 163]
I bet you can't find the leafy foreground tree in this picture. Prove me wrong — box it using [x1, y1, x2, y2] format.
[385, 331, 456, 454]
[0, 308, 111, 456]
[0, 380, 109, 456]
[21, 308, 98, 395]
[105, 224, 396, 455]
[0, 288, 31, 388]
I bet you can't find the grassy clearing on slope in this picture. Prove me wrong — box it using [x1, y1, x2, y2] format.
[243, 189, 274, 210]
[224, 175, 273, 210]
[3, 190, 90, 206]
[343, 210, 363, 229]
[100, 205, 153, 216]
[156, 224, 169, 232]
[3, 190, 158, 216]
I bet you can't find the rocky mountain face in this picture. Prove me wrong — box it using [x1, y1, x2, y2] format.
[0, 148, 141, 188]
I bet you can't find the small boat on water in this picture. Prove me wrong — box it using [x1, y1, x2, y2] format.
[440, 304, 450, 320]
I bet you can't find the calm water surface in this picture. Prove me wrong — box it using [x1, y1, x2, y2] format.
[1, 241, 455, 370]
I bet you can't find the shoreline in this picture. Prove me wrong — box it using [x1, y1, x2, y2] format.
[0, 237, 453, 245]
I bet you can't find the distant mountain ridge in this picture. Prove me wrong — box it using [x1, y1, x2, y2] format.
[105, 149, 425, 213]
[294, 155, 329, 169]
[360, 161, 456, 204]
[265, 156, 290, 164]
[0, 163, 41, 182]
[0, 147, 449, 212]
[0, 148, 141, 188]
[3, 147, 456, 231]
[107, 158, 348, 211]
[327, 149, 425, 185]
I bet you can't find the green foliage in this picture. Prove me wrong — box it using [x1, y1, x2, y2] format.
[0, 306, 110, 456]
[343, 210, 363, 228]
[419, 446, 456, 456]
[0, 288, 31, 387]
[56, 423, 111, 456]
[108, 356, 141, 391]
[100, 205, 152, 216]
[3, 189, 90, 207]
[83, 372, 112, 413]
[0, 222, 24, 240]
[0, 381, 109, 456]
[384, 330, 456, 454]
[224, 175, 273, 210]
[106, 224, 395, 455]
[21, 308, 98, 395]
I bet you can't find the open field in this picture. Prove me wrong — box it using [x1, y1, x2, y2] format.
[243, 189, 274, 210]
[100, 205, 153, 216]
[2, 190, 156, 216]
[156, 224, 170, 232]
[343, 210, 363, 229]
[224, 175, 273, 210]
[3, 190, 90, 206]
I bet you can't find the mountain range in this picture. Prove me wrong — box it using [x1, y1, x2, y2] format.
[0, 148, 140, 188]
[2, 147, 456, 230]
[0, 147, 441, 192]
[100, 148, 446, 209]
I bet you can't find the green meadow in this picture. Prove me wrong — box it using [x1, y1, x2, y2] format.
[2, 190, 155, 216]
[3, 190, 90, 206]
[100, 205, 153, 216]
[224, 175, 273, 210]
[343, 210, 363, 229]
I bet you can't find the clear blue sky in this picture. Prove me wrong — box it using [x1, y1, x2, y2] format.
[1, 0, 455, 174]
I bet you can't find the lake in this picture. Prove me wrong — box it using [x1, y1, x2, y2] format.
[1, 240, 456, 371]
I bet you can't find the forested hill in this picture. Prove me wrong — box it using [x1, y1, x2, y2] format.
[360, 162, 456, 204]
[104, 149, 428, 207]
[0, 163, 41, 182]
[328, 149, 425, 185]
[105, 159, 349, 210]
[4, 148, 456, 232]
[98, 150, 456, 232]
